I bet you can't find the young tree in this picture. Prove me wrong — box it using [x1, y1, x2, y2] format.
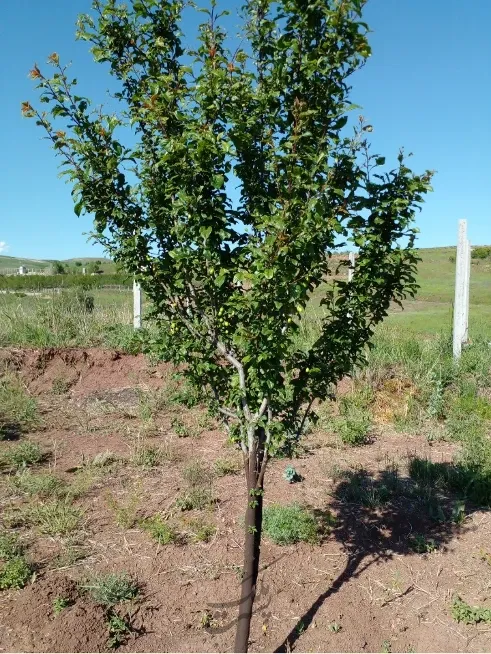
[24, 1, 432, 650]
[51, 261, 66, 275]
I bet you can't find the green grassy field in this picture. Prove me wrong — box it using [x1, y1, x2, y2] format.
[0, 246, 489, 348]
[386, 247, 491, 338]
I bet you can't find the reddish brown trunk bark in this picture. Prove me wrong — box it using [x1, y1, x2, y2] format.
[234, 433, 266, 653]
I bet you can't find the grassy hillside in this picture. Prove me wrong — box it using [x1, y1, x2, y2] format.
[0, 256, 50, 271]
[0, 255, 114, 273]
[386, 246, 491, 338]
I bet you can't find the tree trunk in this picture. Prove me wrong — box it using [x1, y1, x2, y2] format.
[234, 433, 265, 653]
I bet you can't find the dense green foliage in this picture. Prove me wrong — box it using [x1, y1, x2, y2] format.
[471, 246, 491, 260]
[26, 0, 432, 458]
[0, 273, 130, 291]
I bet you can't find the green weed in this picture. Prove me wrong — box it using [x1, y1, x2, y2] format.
[106, 492, 140, 529]
[53, 597, 72, 615]
[0, 556, 33, 590]
[167, 375, 201, 408]
[213, 456, 242, 477]
[0, 441, 44, 470]
[141, 515, 178, 545]
[409, 534, 437, 554]
[283, 465, 302, 483]
[0, 531, 23, 559]
[91, 451, 121, 468]
[337, 388, 372, 446]
[171, 416, 192, 438]
[52, 378, 72, 395]
[0, 375, 40, 437]
[132, 444, 162, 468]
[9, 470, 66, 498]
[182, 460, 210, 487]
[175, 487, 214, 511]
[107, 611, 134, 649]
[28, 501, 83, 536]
[451, 596, 491, 625]
[186, 518, 217, 543]
[81, 572, 139, 606]
[262, 504, 320, 545]
[335, 466, 402, 508]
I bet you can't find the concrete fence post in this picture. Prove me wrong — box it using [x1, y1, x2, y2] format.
[348, 251, 356, 282]
[453, 219, 470, 359]
[133, 280, 142, 329]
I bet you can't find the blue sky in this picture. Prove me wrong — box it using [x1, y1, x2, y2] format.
[1, 0, 490, 260]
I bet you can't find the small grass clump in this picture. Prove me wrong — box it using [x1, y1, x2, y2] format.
[409, 534, 437, 554]
[0, 441, 44, 471]
[0, 531, 32, 591]
[171, 416, 192, 438]
[81, 572, 139, 606]
[338, 407, 371, 446]
[176, 460, 215, 510]
[106, 491, 140, 529]
[175, 487, 214, 511]
[0, 375, 40, 438]
[0, 556, 33, 590]
[335, 466, 402, 508]
[132, 445, 162, 468]
[262, 504, 320, 545]
[28, 501, 83, 536]
[213, 456, 242, 477]
[451, 596, 491, 625]
[107, 611, 134, 649]
[52, 377, 72, 395]
[186, 518, 217, 543]
[0, 531, 23, 559]
[182, 460, 210, 487]
[9, 470, 66, 498]
[167, 375, 201, 408]
[141, 515, 178, 545]
[53, 596, 72, 615]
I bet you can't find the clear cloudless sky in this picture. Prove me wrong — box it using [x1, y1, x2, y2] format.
[1, 0, 490, 260]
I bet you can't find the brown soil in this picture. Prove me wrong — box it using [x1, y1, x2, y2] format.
[1, 347, 490, 653]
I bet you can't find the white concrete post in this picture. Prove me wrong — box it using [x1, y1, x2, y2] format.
[453, 220, 470, 358]
[133, 280, 142, 329]
[348, 252, 356, 282]
[463, 238, 471, 342]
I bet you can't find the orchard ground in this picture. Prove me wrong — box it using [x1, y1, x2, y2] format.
[0, 247, 490, 653]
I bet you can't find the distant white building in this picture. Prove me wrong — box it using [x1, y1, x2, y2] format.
[18, 266, 28, 275]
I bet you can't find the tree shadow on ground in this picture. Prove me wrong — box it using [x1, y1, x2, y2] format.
[275, 457, 491, 652]
[0, 422, 22, 441]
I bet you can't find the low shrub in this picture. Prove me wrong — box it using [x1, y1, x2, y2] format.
[262, 504, 320, 545]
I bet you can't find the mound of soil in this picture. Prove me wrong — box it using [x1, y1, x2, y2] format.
[0, 576, 108, 653]
[0, 347, 172, 398]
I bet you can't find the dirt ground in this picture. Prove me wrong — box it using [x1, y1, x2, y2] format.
[1, 347, 491, 653]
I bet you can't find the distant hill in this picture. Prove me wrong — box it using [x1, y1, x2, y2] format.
[62, 257, 113, 264]
[0, 255, 114, 272]
[0, 256, 50, 272]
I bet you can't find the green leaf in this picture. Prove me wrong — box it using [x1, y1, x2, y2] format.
[212, 174, 225, 189]
[200, 226, 212, 240]
[74, 201, 83, 217]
